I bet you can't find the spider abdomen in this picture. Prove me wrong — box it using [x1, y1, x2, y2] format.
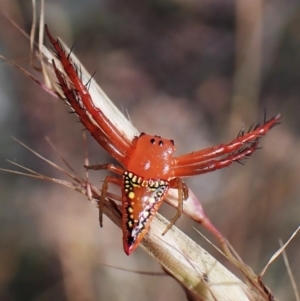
[122, 171, 169, 254]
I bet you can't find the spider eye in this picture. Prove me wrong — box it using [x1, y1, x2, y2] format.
[159, 140, 163, 146]
[155, 135, 161, 138]
[150, 138, 155, 144]
[170, 139, 174, 146]
[140, 132, 145, 137]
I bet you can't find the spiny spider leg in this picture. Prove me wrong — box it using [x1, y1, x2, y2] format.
[45, 25, 132, 166]
[173, 139, 259, 177]
[51, 60, 129, 163]
[174, 114, 280, 170]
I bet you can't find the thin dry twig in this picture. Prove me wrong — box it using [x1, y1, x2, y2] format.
[260, 226, 300, 277]
[279, 239, 300, 301]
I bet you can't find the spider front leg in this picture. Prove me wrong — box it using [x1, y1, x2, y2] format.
[46, 26, 134, 167]
[162, 178, 189, 235]
[85, 164, 123, 226]
[173, 114, 280, 177]
[173, 139, 259, 177]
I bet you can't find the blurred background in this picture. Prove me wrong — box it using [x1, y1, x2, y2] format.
[0, 0, 299, 300]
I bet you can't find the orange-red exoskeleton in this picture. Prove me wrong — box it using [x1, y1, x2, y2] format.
[45, 25, 281, 255]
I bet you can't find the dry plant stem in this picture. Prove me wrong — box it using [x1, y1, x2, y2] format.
[141, 214, 262, 301]
[0, 4, 278, 300]
[1, 139, 260, 301]
[43, 55, 274, 298]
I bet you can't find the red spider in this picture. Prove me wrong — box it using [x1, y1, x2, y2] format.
[45, 25, 280, 255]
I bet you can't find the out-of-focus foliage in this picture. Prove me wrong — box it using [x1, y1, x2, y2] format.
[0, 0, 299, 300]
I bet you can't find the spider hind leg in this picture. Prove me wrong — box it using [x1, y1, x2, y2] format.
[162, 178, 188, 235]
[85, 164, 124, 226]
[98, 175, 122, 227]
